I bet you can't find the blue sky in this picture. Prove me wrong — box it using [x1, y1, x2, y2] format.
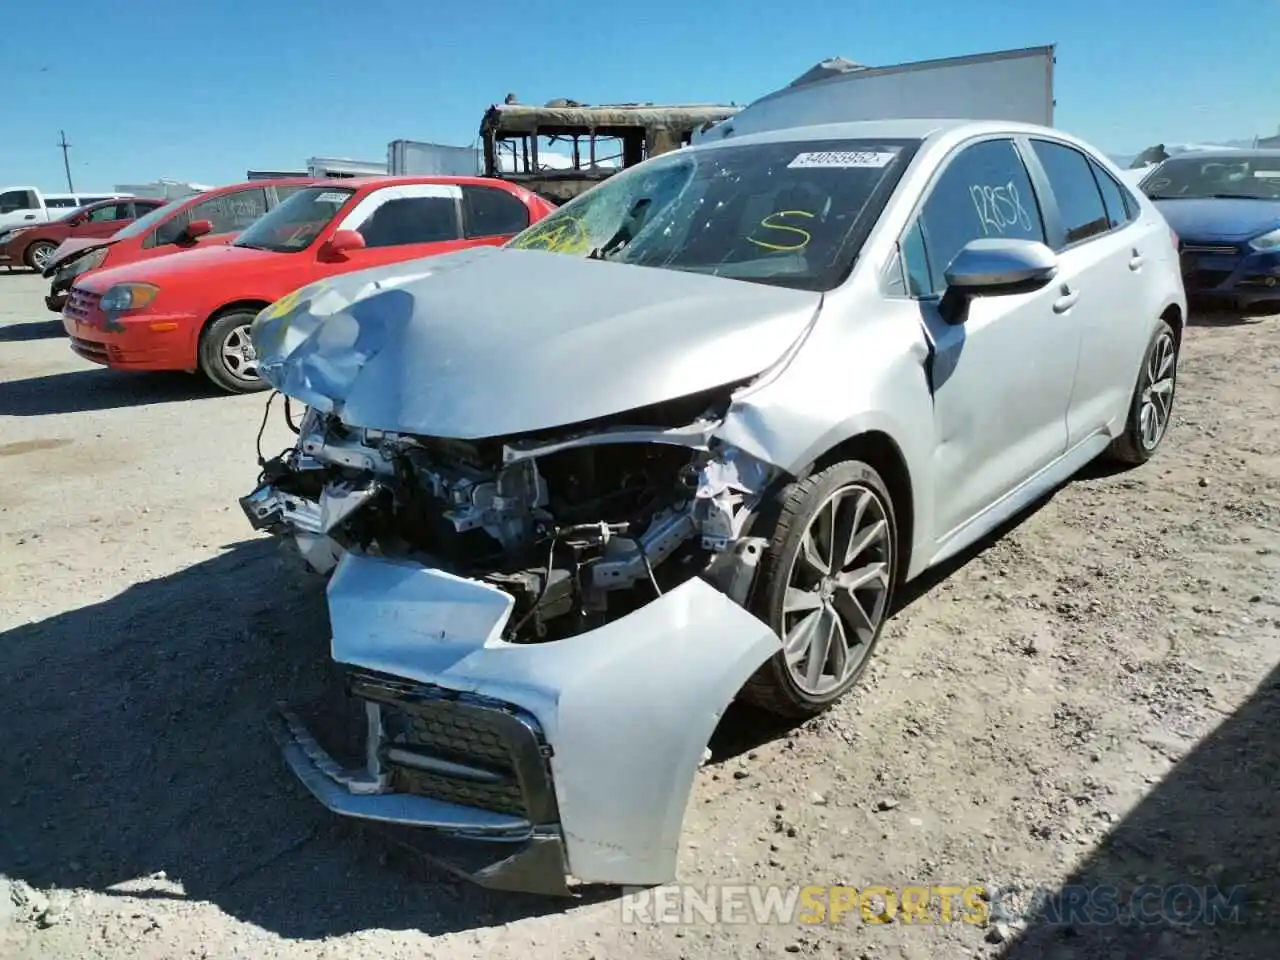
[1, 0, 1274, 191]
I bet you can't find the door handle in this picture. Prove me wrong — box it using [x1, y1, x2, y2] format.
[1053, 285, 1079, 314]
[1129, 248, 1144, 271]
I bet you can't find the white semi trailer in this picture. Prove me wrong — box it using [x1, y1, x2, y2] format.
[694, 45, 1056, 143]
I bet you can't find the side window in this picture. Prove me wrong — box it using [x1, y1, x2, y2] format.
[1087, 158, 1134, 230]
[46, 198, 81, 209]
[900, 220, 933, 298]
[355, 196, 460, 247]
[271, 184, 310, 206]
[87, 203, 130, 223]
[1030, 140, 1110, 247]
[189, 188, 269, 234]
[152, 209, 192, 246]
[131, 202, 162, 218]
[906, 138, 1046, 296]
[462, 186, 530, 238]
[0, 189, 37, 213]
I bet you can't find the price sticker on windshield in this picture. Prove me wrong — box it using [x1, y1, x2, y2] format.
[788, 150, 898, 169]
[315, 191, 351, 203]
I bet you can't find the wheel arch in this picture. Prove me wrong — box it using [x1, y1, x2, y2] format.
[201, 299, 273, 336]
[810, 430, 916, 586]
[1160, 301, 1184, 347]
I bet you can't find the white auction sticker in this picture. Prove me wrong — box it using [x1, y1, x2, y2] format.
[315, 191, 352, 203]
[788, 150, 898, 169]
[1252, 170, 1280, 178]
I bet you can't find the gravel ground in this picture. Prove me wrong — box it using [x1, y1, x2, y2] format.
[1, 268, 1277, 960]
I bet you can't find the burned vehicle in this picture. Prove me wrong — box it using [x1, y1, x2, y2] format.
[480, 100, 739, 203]
[241, 117, 1186, 894]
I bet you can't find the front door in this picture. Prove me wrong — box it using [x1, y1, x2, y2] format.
[898, 137, 1081, 541]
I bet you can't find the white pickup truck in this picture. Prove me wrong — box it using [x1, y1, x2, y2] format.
[0, 186, 130, 232]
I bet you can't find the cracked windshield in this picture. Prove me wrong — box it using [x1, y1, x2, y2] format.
[507, 139, 915, 290]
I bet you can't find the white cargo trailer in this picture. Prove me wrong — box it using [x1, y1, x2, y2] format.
[695, 45, 1056, 143]
[387, 140, 481, 176]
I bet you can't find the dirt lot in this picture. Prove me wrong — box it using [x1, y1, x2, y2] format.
[0, 268, 1276, 960]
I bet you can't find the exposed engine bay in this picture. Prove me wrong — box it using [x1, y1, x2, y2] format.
[241, 388, 779, 641]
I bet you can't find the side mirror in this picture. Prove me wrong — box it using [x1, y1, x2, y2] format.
[938, 238, 1058, 325]
[183, 219, 213, 241]
[318, 229, 366, 262]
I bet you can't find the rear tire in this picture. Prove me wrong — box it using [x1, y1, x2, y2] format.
[24, 241, 57, 272]
[1104, 319, 1178, 466]
[739, 459, 899, 718]
[198, 310, 270, 394]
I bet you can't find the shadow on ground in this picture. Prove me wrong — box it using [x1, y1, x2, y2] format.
[0, 368, 223, 416]
[0, 319, 64, 343]
[0, 540, 601, 939]
[1187, 307, 1276, 328]
[709, 488, 1061, 758]
[998, 660, 1280, 959]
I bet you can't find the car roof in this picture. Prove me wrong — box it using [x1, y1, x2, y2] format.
[1159, 148, 1280, 162]
[310, 174, 520, 190]
[693, 117, 1077, 150]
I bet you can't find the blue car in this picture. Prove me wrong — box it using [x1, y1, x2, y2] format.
[1140, 149, 1280, 313]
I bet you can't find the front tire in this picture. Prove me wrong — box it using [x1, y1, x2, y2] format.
[198, 310, 270, 394]
[740, 459, 899, 718]
[25, 241, 57, 272]
[1104, 319, 1178, 466]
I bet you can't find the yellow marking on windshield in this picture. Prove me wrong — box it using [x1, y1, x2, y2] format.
[511, 216, 590, 253]
[746, 210, 814, 253]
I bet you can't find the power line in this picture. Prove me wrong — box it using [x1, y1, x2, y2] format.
[57, 130, 74, 192]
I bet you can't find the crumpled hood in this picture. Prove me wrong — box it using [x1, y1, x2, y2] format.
[44, 237, 115, 276]
[251, 247, 823, 439]
[1155, 197, 1280, 242]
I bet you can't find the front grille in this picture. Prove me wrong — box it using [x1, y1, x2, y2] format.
[64, 288, 101, 322]
[349, 672, 559, 823]
[1181, 243, 1240, 256]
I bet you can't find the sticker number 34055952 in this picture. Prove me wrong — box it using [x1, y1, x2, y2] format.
[788, 151, 898, 169]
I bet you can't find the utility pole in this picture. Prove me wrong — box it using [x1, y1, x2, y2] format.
[57, 130, 74, 192]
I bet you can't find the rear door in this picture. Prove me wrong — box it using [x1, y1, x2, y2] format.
[1020, 138, 1156, 446]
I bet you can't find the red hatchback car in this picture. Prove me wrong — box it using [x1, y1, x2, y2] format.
[42, 178, 319, 312]
[0, 197, 167, 272]
[62, 176, 556, 392]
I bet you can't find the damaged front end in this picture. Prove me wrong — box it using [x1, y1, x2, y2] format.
[241, 386, 788, 894]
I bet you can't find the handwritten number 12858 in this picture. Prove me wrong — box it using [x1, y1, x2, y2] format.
[969, 182, 1033, 235]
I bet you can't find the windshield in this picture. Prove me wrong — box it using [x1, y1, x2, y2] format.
[234, 187, 356, 253]
[505, 137, 921, 291]
[1143, 154, 1280, 201]
[112, 195, 193, 240]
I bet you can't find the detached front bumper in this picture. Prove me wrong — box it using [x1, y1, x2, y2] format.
[267, 547, 781, 895]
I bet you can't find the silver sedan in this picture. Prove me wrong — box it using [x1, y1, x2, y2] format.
[241, 117, 1186, 895]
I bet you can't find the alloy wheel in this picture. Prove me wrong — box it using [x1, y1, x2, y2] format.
[220, 324, 260, 382]
[781, 483, 893, 695]
[29, 244, 54, 271]
[1139, 331, 1176, 450]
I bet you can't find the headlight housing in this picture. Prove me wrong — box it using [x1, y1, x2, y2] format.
[99, 282, 160, 313]
[70, 247, 108, 275]
[1249, 227, 1280, 253]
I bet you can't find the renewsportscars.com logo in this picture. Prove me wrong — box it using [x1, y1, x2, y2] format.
[619, 883, 1250, 927]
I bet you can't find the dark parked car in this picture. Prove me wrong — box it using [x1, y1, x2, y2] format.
[1140, 149, 1280, 313]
